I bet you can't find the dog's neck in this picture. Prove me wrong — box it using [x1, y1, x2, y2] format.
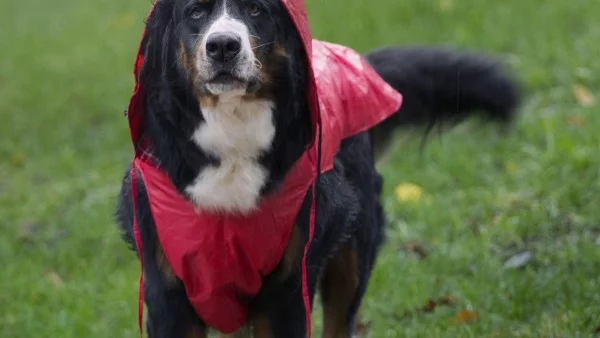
[144, 88, 311, 215]
[185, 93, 277, 213]
[142, 52, 311, 214]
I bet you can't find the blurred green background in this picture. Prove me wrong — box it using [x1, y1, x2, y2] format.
[1, 0, 599, 337]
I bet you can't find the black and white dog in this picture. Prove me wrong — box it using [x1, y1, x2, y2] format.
[116, 0, 520, 336]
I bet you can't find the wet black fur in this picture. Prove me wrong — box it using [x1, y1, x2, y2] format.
[116, 0, 521, 336]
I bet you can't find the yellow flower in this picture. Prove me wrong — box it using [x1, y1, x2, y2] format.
[504, 161, 519, 174]
[394, 183, 424, 204]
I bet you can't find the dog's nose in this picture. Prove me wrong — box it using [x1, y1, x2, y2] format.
[206, 33, 242, 62]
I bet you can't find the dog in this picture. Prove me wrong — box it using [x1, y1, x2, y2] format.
[115, 0, 520, 337]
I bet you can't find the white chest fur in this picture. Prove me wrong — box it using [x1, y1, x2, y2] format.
[186, 95, 276, 213]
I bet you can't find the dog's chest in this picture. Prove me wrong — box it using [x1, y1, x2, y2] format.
[186, 97, 275, 213]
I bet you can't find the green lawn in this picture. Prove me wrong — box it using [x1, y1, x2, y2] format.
[1, 0, 599, 337]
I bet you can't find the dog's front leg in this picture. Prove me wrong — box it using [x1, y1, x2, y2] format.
[248, 224, 319, 338]
[251, 272, 318, 338]
[142, 239, 208, 338]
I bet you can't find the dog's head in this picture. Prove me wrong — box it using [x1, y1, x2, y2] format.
[136, 0, 313, 195]
[140, 0, 307, 104]
[180, 0, 278, 96]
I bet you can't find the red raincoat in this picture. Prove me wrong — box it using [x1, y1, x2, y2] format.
[126, 0, 402, 336]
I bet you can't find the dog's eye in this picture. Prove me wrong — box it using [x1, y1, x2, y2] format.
[247, 3, 261, 17]
[190, 7, 206, 20]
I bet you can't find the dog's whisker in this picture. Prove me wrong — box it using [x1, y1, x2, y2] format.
[252, 41, 275, 50]
[253, 58, 264, 70]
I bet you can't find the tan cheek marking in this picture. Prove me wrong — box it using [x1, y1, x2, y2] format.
[199, 94, 219, 108]
[249, 36, 270, 81]
[179, 40, 189, 68]
[273, 42, 287, 58]
[242, 39, 277, 102]
[186, 38, 217, 108]
[257, 67, 272, 87]
[180, 39, 200, 79]
[242, 91, 265, 102]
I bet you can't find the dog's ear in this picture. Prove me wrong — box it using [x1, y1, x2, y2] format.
[139, 2, 176, 85]
[137, 2, 201, 136]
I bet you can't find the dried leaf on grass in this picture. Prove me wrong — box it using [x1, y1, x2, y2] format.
[452, 310, 479, 325]
[466, 218, 481, 236]
[565, 116, 586, 127]
[422, 296, 455, 312]
[573, 84, 595, 107]
[17, 222, 40, 242]
[46, 271, 64, 287]
[399, 296, 455, 319]
[399, 241, 428, 260]
[354, 320, 370, 336]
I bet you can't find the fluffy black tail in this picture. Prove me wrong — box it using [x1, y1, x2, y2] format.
[366, 46, 521, 155]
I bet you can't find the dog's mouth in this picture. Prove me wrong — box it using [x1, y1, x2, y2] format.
[203, 71, 248, 95]
[209, 71, 245, 85]
[204, 70, 261, 95]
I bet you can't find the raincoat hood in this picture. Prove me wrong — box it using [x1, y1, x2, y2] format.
[126, 0, 402, 336]
[127, 0, 318, 156]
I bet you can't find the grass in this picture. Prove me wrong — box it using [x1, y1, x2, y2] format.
[1, 0, 599, 337]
